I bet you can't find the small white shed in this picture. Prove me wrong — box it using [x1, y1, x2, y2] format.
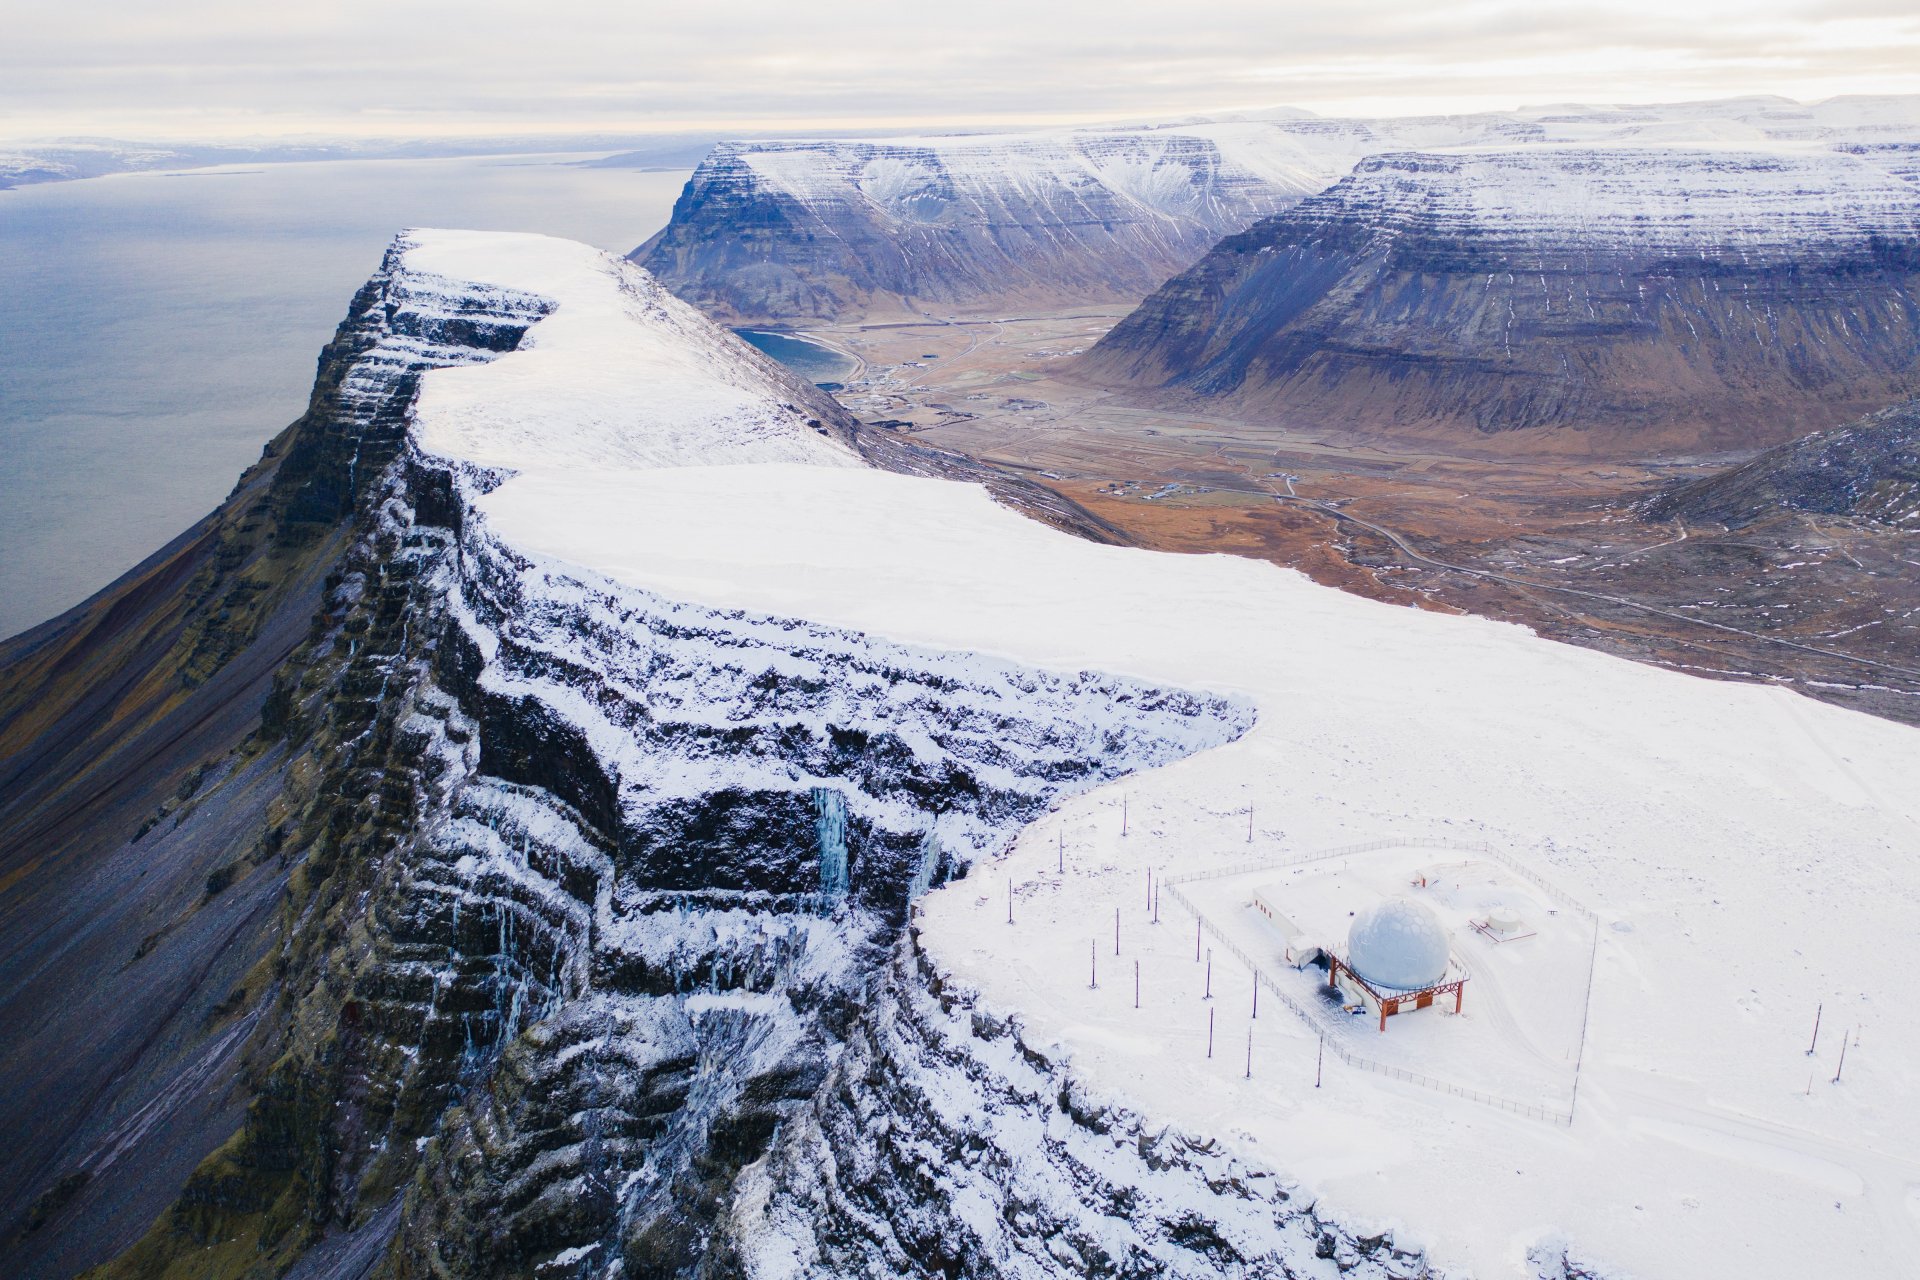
[1251, 885, 1323, 967]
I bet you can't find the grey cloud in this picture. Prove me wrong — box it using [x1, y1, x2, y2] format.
[2, 0, 1916, 139]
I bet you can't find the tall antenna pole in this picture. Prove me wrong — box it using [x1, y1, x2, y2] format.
[1316, 1035, 1324, 1088]
[1122, 793, 1128, 837]
[1833, 1029, 1850, 1083]
[1153, 883, 1160, 925]
[1134, 959, 1140, 1009]
[1146, 867, 1152, 912]
[1006, 878, 1013, 925]
[1806, 1002, 1823, 1056]
[1245, 1026, 1252, 1079]
[1114, 907, 1120, 955]
[1090, 940, 1098, 990]
[1247, 805, 1254, 843]
[1194, 917, 1201, 961]
[1204, 949, 1213, 999]
[1207, 1007, 1215, 1059]
[1252, 980, 1259, 1020]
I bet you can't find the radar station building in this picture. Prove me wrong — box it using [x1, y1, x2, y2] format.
[1329, 897, 1467, 1031]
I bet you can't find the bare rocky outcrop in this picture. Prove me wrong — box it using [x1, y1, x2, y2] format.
[726, 938, 1447, 1280]
[1644, 395, 1920, 528]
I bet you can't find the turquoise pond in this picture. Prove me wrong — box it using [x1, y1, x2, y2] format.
[732, 329, 857, 386]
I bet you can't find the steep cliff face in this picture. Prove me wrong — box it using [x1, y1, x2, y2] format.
[20, 234, 1512, 1280]
[157, 445, 1246, 1280]
[1078, 147, 1920, 455]
[724, 939, 1446, 1280]
[0, 236, 565, 1280]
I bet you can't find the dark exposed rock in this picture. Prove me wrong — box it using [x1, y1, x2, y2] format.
[1645, 396, 1920, 528]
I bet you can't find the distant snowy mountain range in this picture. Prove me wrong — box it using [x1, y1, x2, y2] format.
[637, 94, 1920, 324]
[0, 133, 728, 188]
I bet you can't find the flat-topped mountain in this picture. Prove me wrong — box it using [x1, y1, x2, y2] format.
[1078, 146, 1920, 454]
[636, 96, 1920, 327]
[631, 124, 1351, 324]
[9, 226, 1920, 1280]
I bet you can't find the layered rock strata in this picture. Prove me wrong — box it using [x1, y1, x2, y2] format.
[632, 126, 1342, 324]
[27, 235, 1513, 1280]
[1079, 147, 1920, 454]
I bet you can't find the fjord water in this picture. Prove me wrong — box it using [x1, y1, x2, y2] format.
[733, 328, 858, 385]
[0, 155, 690, 640]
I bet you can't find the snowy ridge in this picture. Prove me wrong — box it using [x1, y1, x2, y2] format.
[311, 230, 1920, 1278]
[638, 95, 1920, 322]
[1081, 136, 1920, 449]
[448, 504, 1249, 870]
[727, 123, 1346, 226]
[698, 95, 1920, 231]
[301, 232, 1326, 1278]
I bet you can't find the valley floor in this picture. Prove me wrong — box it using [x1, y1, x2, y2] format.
[807, 310, 1920, 727]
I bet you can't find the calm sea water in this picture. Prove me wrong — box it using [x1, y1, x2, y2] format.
[0, 155, 692, 640]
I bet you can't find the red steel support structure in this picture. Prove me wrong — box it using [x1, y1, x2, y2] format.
[1327, 954, 1467, 1032]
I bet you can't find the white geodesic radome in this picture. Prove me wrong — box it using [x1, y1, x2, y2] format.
[1346, 897, 1450, 991]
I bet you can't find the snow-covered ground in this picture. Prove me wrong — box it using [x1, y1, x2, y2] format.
[401, 229, 857, 472]
[400, 229, 1920, 1279]
[1173, 845, 1596, 1119]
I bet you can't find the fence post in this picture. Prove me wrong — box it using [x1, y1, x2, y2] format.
[1161, 836, 1586, 1125]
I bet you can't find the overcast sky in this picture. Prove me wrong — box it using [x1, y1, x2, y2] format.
[5, 0, 1919, 141]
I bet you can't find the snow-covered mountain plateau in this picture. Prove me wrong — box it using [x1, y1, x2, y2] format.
[17, 229, 1920, 1280]
[1081, 144, 1920, 452]
[637, 95, 1920, 325]
[426, 231, 1920, 1279]
[633, 123, 1343, 324]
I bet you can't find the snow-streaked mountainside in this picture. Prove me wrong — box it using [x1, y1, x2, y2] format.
[55, 229, 1920, 1280]
[637, 94, 1920, 324]
[490, 459, 1920, 1280]
[633, 124, 1346, 324]
[1082, 144, 1920, 452]
[377, 231, 1917, 1277]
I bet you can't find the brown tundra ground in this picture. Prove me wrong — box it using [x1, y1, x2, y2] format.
[793, 308, 1920, 727]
